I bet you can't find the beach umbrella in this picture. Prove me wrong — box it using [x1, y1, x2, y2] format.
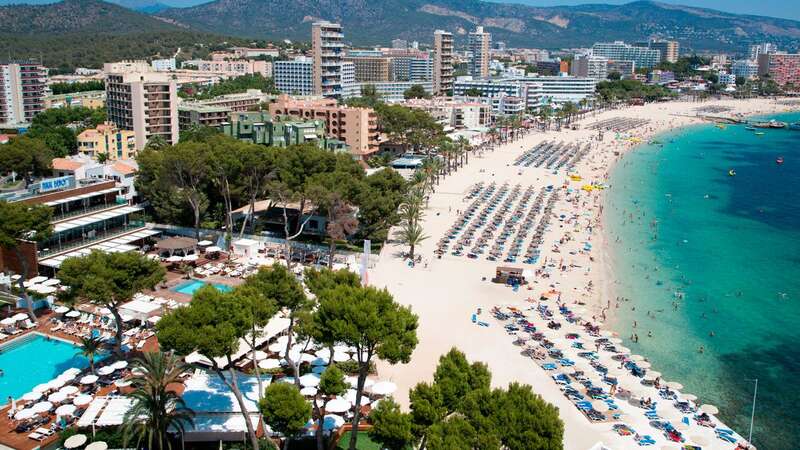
[54, 306, 70, 314]
[333, 344, 352, 354]
[56, 404, 77, 417]
[32, 383, 51, 393]
[58, 373, 77, 383]
[0, 317, 15, 325]
[166, 255, 183, 263]
[80, 375, 99, 384]
[114, 379, 132, 388]
[30, 276, 48, 284]
[65, 311, 81, 318]
[183, 254, 199, 262]
[197, 240, 213, 246]
[86, 441, 108, 450]
[325, 398, 351, 413]
[332, 351, 350, 362]
[22, 391, 43, 401]
[370, 381, 397, 396]
[14, 409, 35, 420]
[298, 353, 316, 363]
[59, 367, 81, 379]
[253, 350, 269, 361]
[42, 278, 61, 286]
[258, 359, 281, 370]
[682, 394, 697, 402]
[31, 401, 53, 414]
[666, 381, 683, 390]
[48, 391, 68, 403]
[690, 435, 709, 446]
[591, 400, 609, 412]
[97, 366, 114, 376]
[300, 387, 318, 397]
[299, 374, 321, 387]
[345, 389, 370, 406]
[310, 356, 328, 366]
[322, 414, 345, 431]
[64, 434, 87, 449]
[37, 286, 57, 294]
[73, 395, 93, 406]
[111, 360, 128, 370]
[659, 408, 681, 421]
[700, 404, 719, 415]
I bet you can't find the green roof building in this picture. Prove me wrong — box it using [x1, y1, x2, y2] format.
[220, 111, 349, 152]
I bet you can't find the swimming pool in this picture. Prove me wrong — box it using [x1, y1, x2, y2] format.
[173, 280, 233, 296]
[0, 333, 93, 400]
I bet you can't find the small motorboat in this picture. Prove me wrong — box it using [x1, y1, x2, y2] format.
[728, 169, 736, 177]
[745, 126, 756, 131]
[755, 132, 765, 136]
[777, 156, 784, 165]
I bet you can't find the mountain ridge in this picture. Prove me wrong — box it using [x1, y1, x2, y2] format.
[152, 0, 800, 51]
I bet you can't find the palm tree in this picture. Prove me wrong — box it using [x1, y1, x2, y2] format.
[122, 352, 195, 450]
[77, 335, 105, 374]
[395, 221, 428, 261]
[455, 136, 471, 166]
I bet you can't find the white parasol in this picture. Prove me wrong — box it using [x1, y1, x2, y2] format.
[370, 381, 397, 396]
[325, 398, 351, 413]
[64, 434, 88, 449]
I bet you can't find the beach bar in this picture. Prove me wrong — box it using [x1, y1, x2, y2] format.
[493, 266, 527, 285]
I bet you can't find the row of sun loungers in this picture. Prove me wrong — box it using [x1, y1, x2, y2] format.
[587, 117, 650, 132]
[436, 182, 558, 264]
[514, 141, 590, 171]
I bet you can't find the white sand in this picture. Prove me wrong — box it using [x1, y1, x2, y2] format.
[367, 98, 792, 449]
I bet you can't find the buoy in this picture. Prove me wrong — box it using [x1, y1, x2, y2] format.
[728, 169, 736, 177]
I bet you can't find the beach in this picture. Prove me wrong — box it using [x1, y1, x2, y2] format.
[368, 98, 794, 449]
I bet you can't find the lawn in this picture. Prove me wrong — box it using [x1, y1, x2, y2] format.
[335, 431, 381, 450]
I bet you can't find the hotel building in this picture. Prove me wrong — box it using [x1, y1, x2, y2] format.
[433, 30, 454, 95]
[268, 94, 379, 158]
[77, 122, 137, 161]
[274, 57, 314, 95]
[592, 42, 661, 68]
[468, 26, 491, 79]
[104, 62, 180, 150]
[312, 21, 345, 98]
[0, 61, 48, 126]
[635, 40, 680, 63]
[758, 52, 800, 86]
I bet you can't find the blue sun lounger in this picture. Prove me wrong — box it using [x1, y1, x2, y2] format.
[542, 363, 557, 370]
[637, 435, 656, 446]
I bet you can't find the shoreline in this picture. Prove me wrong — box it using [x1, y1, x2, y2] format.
[370, 97, 796, 449]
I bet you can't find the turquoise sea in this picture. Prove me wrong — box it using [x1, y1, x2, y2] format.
[605, 112, 800, 450]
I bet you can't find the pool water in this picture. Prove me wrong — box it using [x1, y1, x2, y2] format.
[173, 280, 233, 296]
[0, 333, 93, 399]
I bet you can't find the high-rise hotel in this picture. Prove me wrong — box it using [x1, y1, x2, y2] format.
[0, 61, 47, 126]
[312, 21, 345, 98]
[433, 30, 454, 95]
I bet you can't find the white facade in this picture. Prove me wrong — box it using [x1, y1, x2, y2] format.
[151, 58, 177, 71]
[274, 57, 314, 95]
[731, 60, 759, 80]
[468, 26, 491, 78]
[592, 41, 660, 68]
[571, 55, 609, 80]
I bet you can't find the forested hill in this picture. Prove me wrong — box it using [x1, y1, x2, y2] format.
[155, 0, 800, 52]
[0, 0, 245, 71]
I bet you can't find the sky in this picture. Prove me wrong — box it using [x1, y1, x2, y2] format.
[495, 0, 800, 20]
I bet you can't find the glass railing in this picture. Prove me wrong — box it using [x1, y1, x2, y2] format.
[38, 222, 147, 258]
[51, 202, 122, 222]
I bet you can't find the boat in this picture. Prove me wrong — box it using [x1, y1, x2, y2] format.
[789, 122, 800, 130]
[728, 169, 736, 177]
[745, 126, 756, 131]
[751, 120, 786, 129]
[777, 156, 784, 165]
[755, 132, 765, 136]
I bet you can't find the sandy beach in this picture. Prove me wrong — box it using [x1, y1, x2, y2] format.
[367, 98, 793, 449]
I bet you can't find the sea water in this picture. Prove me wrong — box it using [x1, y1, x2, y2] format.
[605, 112, 800, 450]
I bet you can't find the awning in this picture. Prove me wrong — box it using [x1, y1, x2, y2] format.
[53, 206, 143, 233]
[44, 187, 121, 207]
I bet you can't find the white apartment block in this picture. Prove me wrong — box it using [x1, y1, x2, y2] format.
[468, 26, 491, 78]
[0, 61, 47, 126]
[151, 58, 177, 71]
[433, 30, 454, 95]
[274, 57, 314, 95]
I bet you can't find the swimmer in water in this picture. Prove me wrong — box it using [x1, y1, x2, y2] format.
[698, 345, 705, 354]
